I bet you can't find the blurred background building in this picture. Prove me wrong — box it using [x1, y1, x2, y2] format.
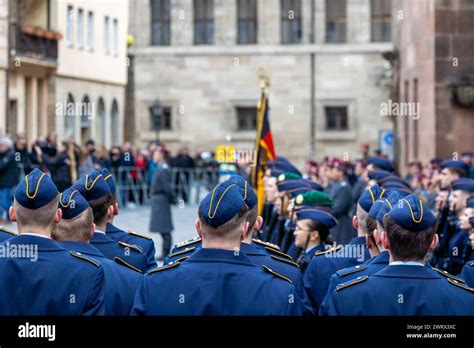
[127, 0, 394, 166]
[0, 0, 129, 147]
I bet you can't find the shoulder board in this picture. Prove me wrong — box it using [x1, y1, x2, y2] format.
[167, 246, 195, 258]
[262, 265, 292, 284]
[253, 238, 280, 250]
[0, 227, 16, 236]
[148, 262, 180, 275]
[118, 241, 144, 254]
[336, 275, 368, 292]
[337, 264, 368, 277]
[174, 256, 190, 263]
[270, 255, 300, 268]
[114, 257, 142, 273]
[315, 245, 343, 256]
[175, 237, 202, 249]
[432, 268, 465, 284]
[127, 230, 152, 240]
[264, 247, 294, 260]
[69, 250, 101, 268]
[468, 262, 474, 267]
[447, 278, 474, 293]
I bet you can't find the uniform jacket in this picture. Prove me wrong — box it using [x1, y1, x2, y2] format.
[461, 261, 474, 287]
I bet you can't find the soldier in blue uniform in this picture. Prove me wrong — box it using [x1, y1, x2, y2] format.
[460, 196, 474, 286]
[72, 170, 148, 272]
[131, 182, 303, 315]
[101, 168, 157, 270]
[0, 168, 106, 315]
[366, 156, 396, 173]
[53, 187, 143, 315]
[0, 225, 16, 242]
[303, 185, 381, 313]
[324, 194, 474, 315]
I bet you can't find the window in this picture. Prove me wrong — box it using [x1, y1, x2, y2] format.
[112, 19, 118, 56]
[104, 16, 110, 54]
[194, 0, 214, 45]
[326, 0, 346, 43]
[237, 0, 257, 44]
[66, 5, 73, 46]
[151, 0, 171, 45]
[87, 11, 94, 50]
[77, 8, 84, 49]
[281, 0, 302, 44]
[236, 107, 257, 130]
[325, 106, 348, 130]
[371, 0, 391, 42]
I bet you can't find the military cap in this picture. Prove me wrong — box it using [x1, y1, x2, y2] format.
[277, 179, 308, 193]
[198, 183, 246, 228]
[373, 191, 404, 225]
[440, 160, 469, 174]
[58, 188, 89, 220]
[462, 151, 473, 157]
[467, 196, 474, 208]
[367, 156, 395, 172]
[295, 190, 333, 207]
[296, 208, 338, 230]
[379, 176, 410, 188]
[358, 184, 387, 213]
[72, 170, 111, 201]
[367, 170, 393, 181]
[223, 175, 258, 209]
[388, 194, 436, 232]
[451, 178, 474, 193]
[267, 156, 301, 176]
[382, 185, 412, 196]
[14, 168, 58, 209]
[100, 168, 116, 194]
[277, 172, 302, 182]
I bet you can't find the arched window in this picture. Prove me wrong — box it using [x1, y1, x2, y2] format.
[111, 99, 119, 146]
[96, 98, 106, 145]
[81, 95, 92, 143]
[65, 93, 76, 139]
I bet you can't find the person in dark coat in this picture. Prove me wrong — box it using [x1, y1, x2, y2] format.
[36, 141, 76, 192]
[0, 136, 19, 223]
[149, 148, 177, 259]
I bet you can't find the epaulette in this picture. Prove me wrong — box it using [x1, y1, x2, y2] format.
[174, 256, 190, 264]
[262, 265, 292, 284]
[175, 237, 202, 249]
[148, 261, 180, 275]
[167, 246, 195, 258]
[253, 238, 280, 250]
[432, 267, 465, 284]
[337, 264, 368, 277]
[264, 247, 294, 260]
[69, 250, 101, 268]
[118, 241, 144, 254]
[0, 227, 17, 236]
[315, 245, 343, 256]
[270, 255, 300, 268]
[447, 278, 474, 293]
[336, 275, 368, 291]
[114, 257, 142, 273]
[127, 230, 152, 240]
[468, 261, 474, 267]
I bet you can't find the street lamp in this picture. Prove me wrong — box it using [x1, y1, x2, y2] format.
[149, 100, 162, 143]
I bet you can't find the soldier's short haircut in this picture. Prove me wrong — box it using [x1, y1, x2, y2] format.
[366, 216, 377, 236]
[87, 193, 112, 225]
[52, 207, 93, 242]
[247, 205, 258, 230]
[356, 204, 369, 234]
[447, 167, 467, 178]
[199, 204, 249, 240]
[14, 194, 59, 230]
[384, 215, 438, 261]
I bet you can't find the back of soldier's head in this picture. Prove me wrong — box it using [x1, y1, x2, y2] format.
[224, 175, 259, 231]
[53, 189, 94, 242]
[357, 185, 386, 234]
[13, 169, 59, 231]
[198, 183, 248, 243]
[384, 195, 438, 261]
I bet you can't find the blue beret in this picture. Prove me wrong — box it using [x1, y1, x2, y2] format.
[368, 170, 393, 181]
[14, 168, 58, 209]
[451, 178, 474, 193]
[100, 168, 116, 194]
[388, 194, 437, 232]
[467, 196, 474, 208]
[358, 184, 387, 212]
[224, 175, 258, 210]
[296, 208, 338, 230]
[440, 160, 469, 174]
[71, 170, 111, 201]
[58, 188, 89, 220]
[375, 191, 404, 226]
[198, 183, 246, 228]
[367, 157, 395, 172]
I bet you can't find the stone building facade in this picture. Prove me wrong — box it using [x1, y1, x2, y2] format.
[128, 0, 394, 166]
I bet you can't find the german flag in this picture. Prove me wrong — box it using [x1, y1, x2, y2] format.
[251, 86, 276, 215]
